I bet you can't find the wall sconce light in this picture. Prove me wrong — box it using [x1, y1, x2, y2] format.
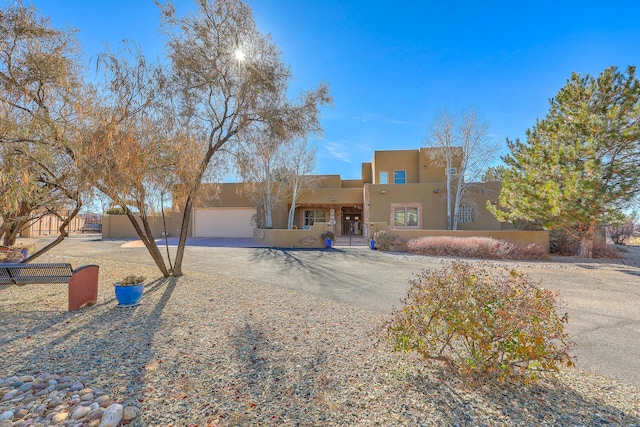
[380, 190, 387, 194]
[423, 164, 428, 169]
[330, 197, 336, 201]
[433, 189, 440, 193]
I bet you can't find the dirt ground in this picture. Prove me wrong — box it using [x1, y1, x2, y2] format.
[12, 237, 640, 388]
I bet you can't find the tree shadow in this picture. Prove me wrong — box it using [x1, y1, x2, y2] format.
[404, 368, 640, 425]
[0, 276, 179, 403]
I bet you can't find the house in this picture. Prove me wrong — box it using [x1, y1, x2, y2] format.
[190, 148, 507, 239]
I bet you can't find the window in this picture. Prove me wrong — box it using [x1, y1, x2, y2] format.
[304, 210, 326, 226]
[394, 170, 406, 184]
[379, 171, 388, 184]
[447, 167, 458, 176]
[393, 206, 419, 227]
[458, 205, 473, 223]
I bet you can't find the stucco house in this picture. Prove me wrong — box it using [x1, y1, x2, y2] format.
[190, 147, 508, 239]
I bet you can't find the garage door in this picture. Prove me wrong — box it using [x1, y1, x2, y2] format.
[193, 208, 256, 238]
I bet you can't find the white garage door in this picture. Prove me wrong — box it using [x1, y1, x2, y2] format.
[193, 208, 256, 238]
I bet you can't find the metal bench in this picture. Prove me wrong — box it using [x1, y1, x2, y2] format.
[0, 263, 99, 311]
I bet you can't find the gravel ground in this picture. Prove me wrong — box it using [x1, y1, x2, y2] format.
[1, 252, 639, 426]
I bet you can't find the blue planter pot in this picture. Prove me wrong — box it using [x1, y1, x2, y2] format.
[369, 240, 376, 250]
[114, 283, 144, 307]
[324, 238, 333, 249]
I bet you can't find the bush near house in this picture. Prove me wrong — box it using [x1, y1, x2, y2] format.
[385, 261, 574, 383]
[373, 230, 396, 251]
[607, 218, 637, 245]
[407, 236, 547, 260]
[549, 230, 621, 258]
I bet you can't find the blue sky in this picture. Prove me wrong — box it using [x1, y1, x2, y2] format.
[30, 0, 640, 179]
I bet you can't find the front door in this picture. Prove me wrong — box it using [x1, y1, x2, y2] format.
[341, 207, 363, 236]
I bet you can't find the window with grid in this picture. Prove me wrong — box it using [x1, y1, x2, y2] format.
[393, 206, 418, 227]
[458, 205, 474, 223]
[394, 170, 406, 184]
[304, 210, 326, 226]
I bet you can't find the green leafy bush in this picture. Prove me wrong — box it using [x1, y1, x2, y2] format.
[407, 236, 547, 260]
[373, 230, 396, 251]
[320, 230, 335, 241]
[386, 261, 574, 383]
[118, 275, 146, 286]
[106, 206, 126, 215]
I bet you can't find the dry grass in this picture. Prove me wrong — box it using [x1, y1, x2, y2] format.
[407, 236, 548, 260]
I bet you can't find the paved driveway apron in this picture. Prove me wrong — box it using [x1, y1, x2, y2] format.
[45, 238, 640, 387]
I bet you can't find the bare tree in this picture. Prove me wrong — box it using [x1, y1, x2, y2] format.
[87, 45, 191, 277]
[236, 130, 289, 229]
[426, 110, 456, 229]
[0, 1, 90, 258]
[159, 0, 331, 275]
[285, 138, 319, 229]
[426, 108, 498, 230]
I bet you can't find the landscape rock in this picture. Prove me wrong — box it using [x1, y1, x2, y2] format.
[123, 405, 138, 420]
[98, 404, 123, 427]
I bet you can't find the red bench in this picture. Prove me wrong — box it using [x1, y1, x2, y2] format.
[0, 263, 99, 311]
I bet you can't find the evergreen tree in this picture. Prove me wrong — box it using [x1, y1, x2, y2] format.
[491, 66, 640, 258]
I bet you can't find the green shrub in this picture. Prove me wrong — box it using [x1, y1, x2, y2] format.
[386, 261, 574, 383]
[106, 206, 126, 215]
[320, 230, 335, 241]
[407, 236, 547, 260]
[373, 230, 395, 251]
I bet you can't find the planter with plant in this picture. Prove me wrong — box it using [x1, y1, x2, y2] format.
[10, 242, 36, 258]
[0, 250, 24, 263]
[321, 231, 336, 249]
[114, 275, 146, 307]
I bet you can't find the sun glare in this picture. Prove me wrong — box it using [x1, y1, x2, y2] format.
[234, 49, 245, 61]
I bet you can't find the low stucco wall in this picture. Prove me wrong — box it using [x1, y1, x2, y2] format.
[102, 214, 190, 239]
[370, 222, 550, 252]
[252, 222, 331, 248]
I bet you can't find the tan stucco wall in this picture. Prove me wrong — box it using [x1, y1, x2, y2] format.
[315, 175, 343, 188]
[102, 214, 190, 239]
[342, 179, 365, 188]
[296, 187, 363, 205]
[366, 183, 449, 229]
[417, 147, 463, 184]
[361, 162, 372, 183]
[456, 181, 505, 230]
[372, 150, 419, 184]
[365, 181, 507, 231]
[253, 222, 330, 248]
[195, 183, 255, 208]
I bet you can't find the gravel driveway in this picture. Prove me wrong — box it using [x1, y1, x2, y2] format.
[1, 237, 638, 426]
[24, 237, 640, 388]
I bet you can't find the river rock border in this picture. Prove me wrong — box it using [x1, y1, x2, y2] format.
[0, 373, 137, 427]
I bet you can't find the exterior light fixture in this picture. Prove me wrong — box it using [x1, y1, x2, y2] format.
[330, 197, 337, 201]
[433, 189, 440, 193]
[380, 190, 387, 194]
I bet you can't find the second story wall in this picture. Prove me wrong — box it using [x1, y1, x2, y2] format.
[368, 148, 465, 185]
[372, 150, 420, 184]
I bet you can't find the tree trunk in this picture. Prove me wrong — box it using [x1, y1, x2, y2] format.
[172, 193, 195, 277]
[445, 167, 452, 230]
[3, 219, 27, 246]
[452, 176, 464, 231]
[288, 182, 299, 229]
[123, 210, 171, 277]
[577, 221, 597, 258]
